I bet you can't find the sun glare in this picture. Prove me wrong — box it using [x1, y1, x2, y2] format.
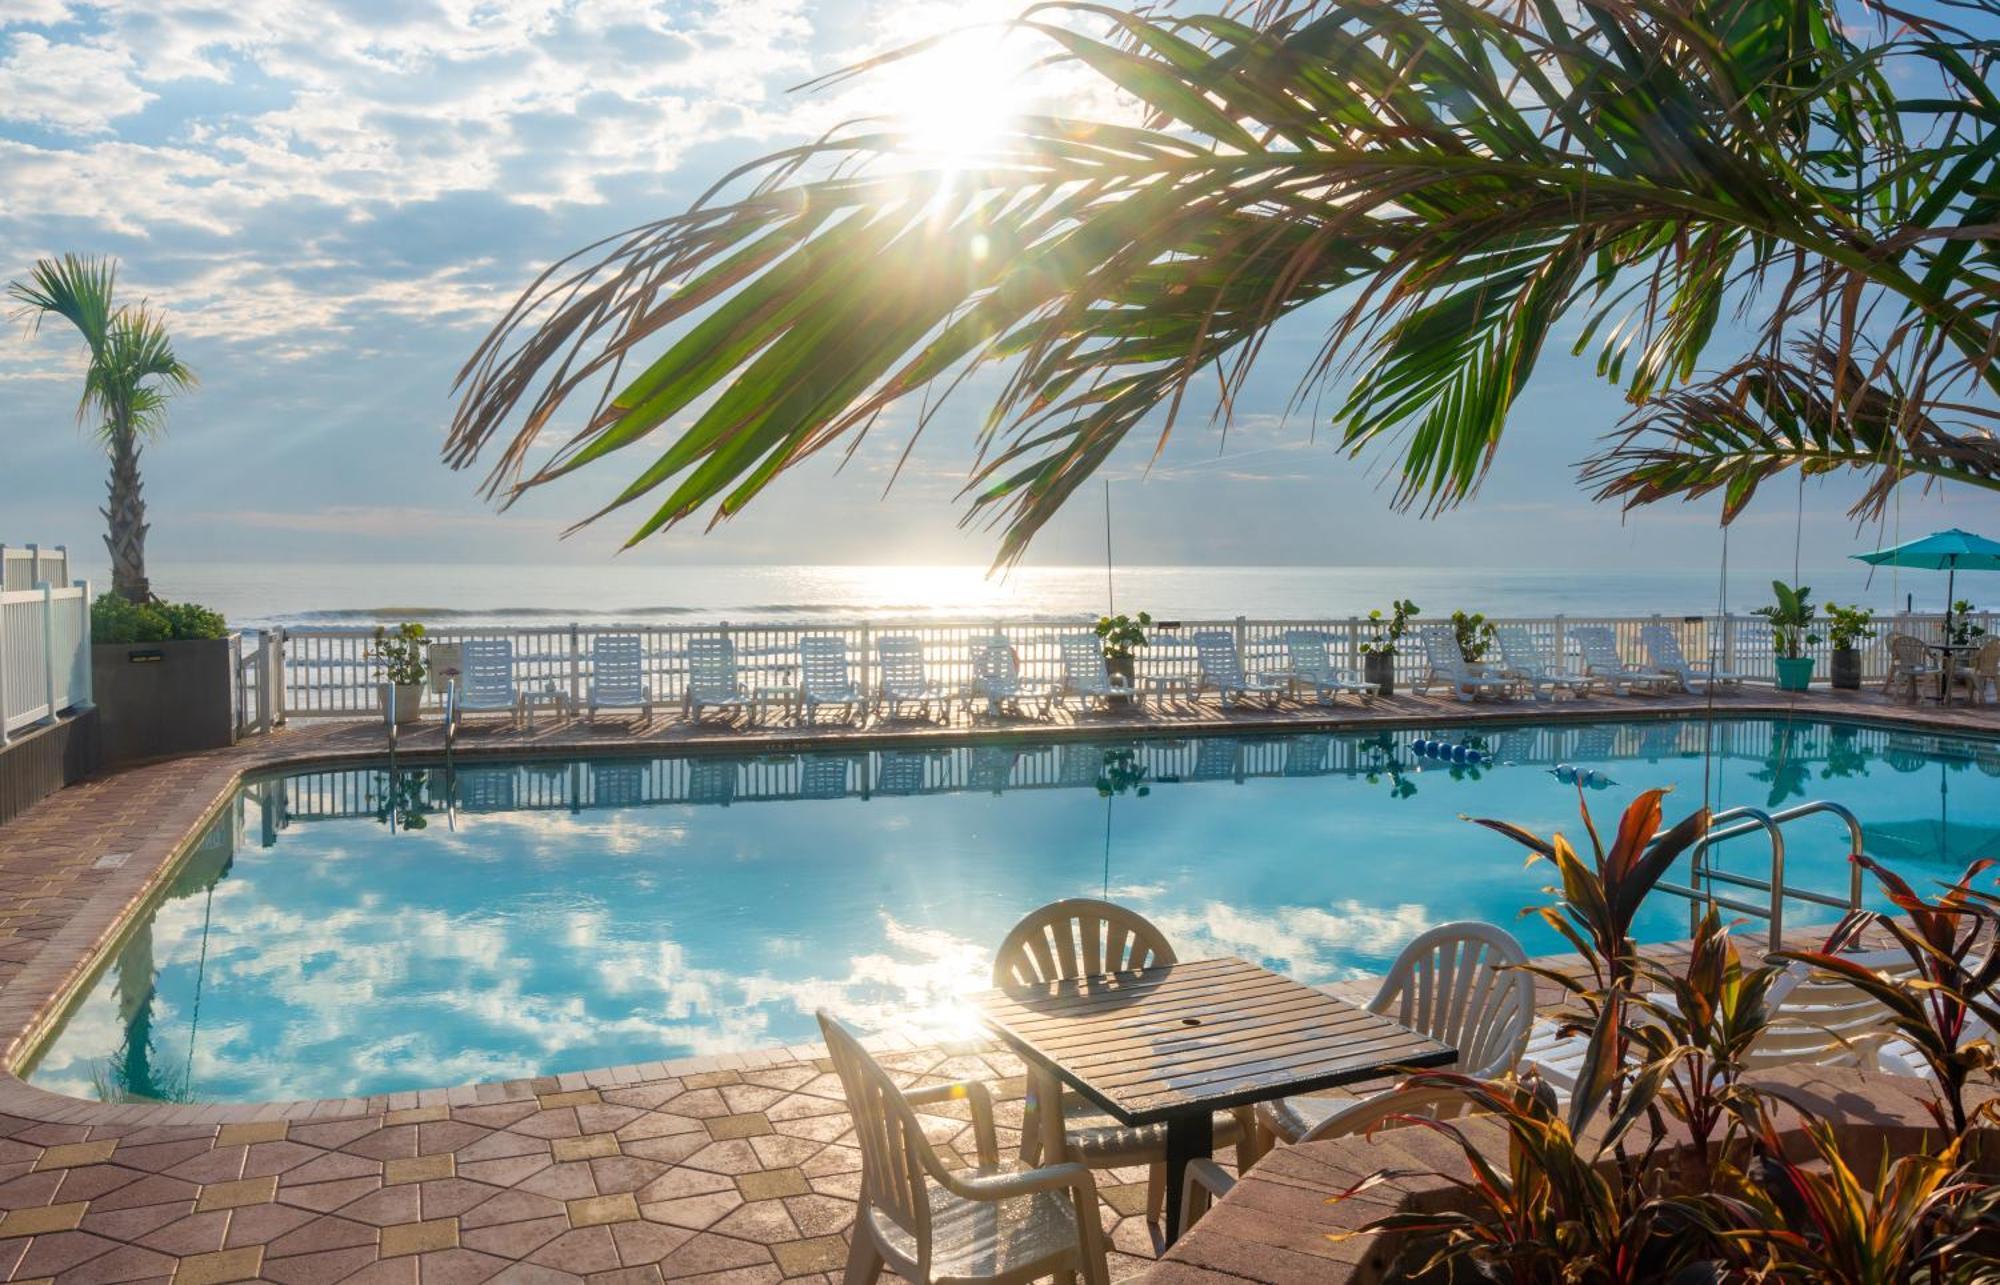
[879, 25, 1034, 169]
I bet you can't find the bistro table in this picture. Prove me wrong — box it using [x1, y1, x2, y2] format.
[971, 956, 1455, 1244]
[1921, 641, 1985, 704]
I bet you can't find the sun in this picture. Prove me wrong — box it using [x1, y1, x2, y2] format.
[876, 23, 1035, 170]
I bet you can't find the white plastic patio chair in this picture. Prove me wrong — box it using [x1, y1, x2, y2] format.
[453, 765, 518, 812]
[1493, 625, 1605, 701]
[1250, 921, 1533, 1160]
[1190, 630, 1288, 708]
[589, 760, 646, 807]
[684, 637, 756, 724]
[1639, 623, 1748, 692]
[874, 750, 938, 795]
[1278, 630, 1377, 703]
[456, 638, 522, 725]
[1569, 626, 1678, 695]
[586, 634, 652, 723]
[688, 757, 736, 807]
[798, 753, 858, 800]
[1415, 625, 1528, 703]
[798, 634, 863, 724]
[1883, 633, 1944, 702]
[968, 633, 1055, 719]
[818, 1011, 1111, 1285]
[876, 635, 950, 721]
[1057, 634, 1127, 710]
[992, 899, 1253, 1226]
[1183, 1083, 1478, 1231]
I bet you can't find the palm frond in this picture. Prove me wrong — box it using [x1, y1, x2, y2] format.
[446, 0, 2000, 560]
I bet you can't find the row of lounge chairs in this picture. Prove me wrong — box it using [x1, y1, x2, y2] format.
[435, 628, 1384, 727]
[428, 620, 1743, 728]
[1415, 621, 1748, 703]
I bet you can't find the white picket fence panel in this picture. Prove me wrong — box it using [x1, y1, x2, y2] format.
[268, 610, 1997, 721]
[0, 544, 69, 594]
[0, 581, 91, 741]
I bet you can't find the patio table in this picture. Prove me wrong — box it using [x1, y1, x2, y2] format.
[1919, 641, 1986, 705]
[970, 956, 1454, 1244]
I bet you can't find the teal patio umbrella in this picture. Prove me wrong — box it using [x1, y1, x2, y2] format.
[1852, 528, 2000, 617]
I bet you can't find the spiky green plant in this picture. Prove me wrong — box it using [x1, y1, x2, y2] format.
[446, 0, 2000, 564]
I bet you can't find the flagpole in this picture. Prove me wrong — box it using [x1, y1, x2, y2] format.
[1104, 479, 1115, 616]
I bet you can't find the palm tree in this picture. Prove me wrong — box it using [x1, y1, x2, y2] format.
[10, 256, 196, 602]
[447, 0, 2000, 564]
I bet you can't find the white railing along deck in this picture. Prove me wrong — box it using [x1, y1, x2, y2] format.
[0, 575, 91, 743]
[267, 610, 1997, 722]
[0, 544, 69, 594]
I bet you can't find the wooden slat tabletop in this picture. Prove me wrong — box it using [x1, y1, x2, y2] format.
[972, 957, 1455, 1125]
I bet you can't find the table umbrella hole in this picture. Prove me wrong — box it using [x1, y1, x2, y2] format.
[1181, 1018, 1201, 1027]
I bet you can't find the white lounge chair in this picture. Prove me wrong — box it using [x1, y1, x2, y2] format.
[875, 635, 949, 721]
[1191, 630, 1288, 708]
[1640, 623, 1749, 692]
[1569, 626, 1678, 695]
[1493, 625, 1605, 701]
[994, 899, 1251, 1227]
[1526, 948, 1935, 1095]
[967, 633, 1055, 719]
[1278, 630, 1377, 703]
[457, 638, 523, 725]
[872, 750, 937, 795]
[688, 758, 736, 806]
[453, 765, 518, 812]
[589, 761, 646, 808]
[818, 1011, 1112, 1285]
[797, 754, 858, 800]
[684, 637, 756, 723]
[797, 634, 863, 724]
[1250, 922, 1533, 1161]
[1058, 633, 1127, 710]
[1415, 625, 1528, 702]
[586, 634, 652, 723]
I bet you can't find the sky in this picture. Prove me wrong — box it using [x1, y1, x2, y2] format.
[2, 0, 1997, 579]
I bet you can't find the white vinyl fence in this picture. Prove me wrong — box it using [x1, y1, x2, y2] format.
[0, 543, 90, 742]
[267, 610, 1998, 722]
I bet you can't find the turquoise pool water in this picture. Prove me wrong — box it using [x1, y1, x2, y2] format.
[25, 717, 2000, 1104]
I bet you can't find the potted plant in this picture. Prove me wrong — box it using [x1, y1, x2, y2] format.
[90, 593, 235, 764]
[1946, 599, 1987, 647]
[1449, 609, 1496, 668]
[1754, 579, 1820, 691]
[1093, 611, 1151, 687]
[371, 622, 429, 724]
[1824, 601, 1875, 689]
[1358, 599, 1419, 694]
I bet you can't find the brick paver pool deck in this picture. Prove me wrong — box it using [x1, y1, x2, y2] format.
[0, 688, 1986, 1284]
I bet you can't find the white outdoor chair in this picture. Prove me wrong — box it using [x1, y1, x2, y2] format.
[967, 633, 1055, 719]
[684, 637, 756, 723]
[1057, 633, 1127, 710]
[1190, 630, 1288, 708]
[456, 638, 523, 725]
[876, 635, 950, 721]
[1569, 626, 1678, 695]
[1250, 922, 1533, 1160]
[453, 765, 518, 812]
[1640, 623, 1748, 692]
[1884, 633, 1944, 702]
[1415, 625, 1528, 702]
[1278, 630, 1377, 703]
[1493, 625, 1605, 701]
[688, 757, 736, 807]
[1947, 637, 2000, 706]
[993, 899, 1253, 1225]
[1182, 1083, 1478, 1231]
[819, 1011, 1111, 1285]
[589, 760, 646, 807]
[798, 634, 863, 724]
[586, 634, 652, 723]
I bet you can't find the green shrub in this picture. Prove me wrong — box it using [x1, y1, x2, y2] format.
[91, 594, 228, 644]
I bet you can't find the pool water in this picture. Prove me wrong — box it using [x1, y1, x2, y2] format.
[26, 717, 2000, 1103]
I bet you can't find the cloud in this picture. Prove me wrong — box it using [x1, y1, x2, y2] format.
[0, 33, 154, 134]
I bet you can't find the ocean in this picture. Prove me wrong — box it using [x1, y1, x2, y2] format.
[89, 561, 1961, 631]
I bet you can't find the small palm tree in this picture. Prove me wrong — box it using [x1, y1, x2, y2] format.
[446, 0, 2000, 564]
[9, 255, 196, 602]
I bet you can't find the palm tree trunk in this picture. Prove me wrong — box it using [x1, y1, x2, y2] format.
[104, 428, 150, 603]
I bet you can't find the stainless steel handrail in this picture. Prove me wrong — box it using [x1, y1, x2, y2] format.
[1652, 799, 1866, 949]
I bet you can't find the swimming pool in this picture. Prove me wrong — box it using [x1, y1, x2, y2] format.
[25, 716, 2000, 1103]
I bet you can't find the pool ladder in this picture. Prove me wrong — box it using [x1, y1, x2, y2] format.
[1652, 801, 1865, 951]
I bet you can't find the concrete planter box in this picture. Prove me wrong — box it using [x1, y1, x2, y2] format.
[92, 638, 236, 765]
